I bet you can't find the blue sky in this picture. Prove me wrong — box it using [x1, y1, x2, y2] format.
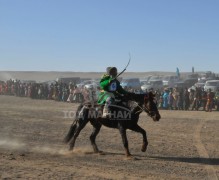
[0, 0, 219, 72]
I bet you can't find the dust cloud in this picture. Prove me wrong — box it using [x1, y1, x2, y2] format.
[0, 138, 92, 156]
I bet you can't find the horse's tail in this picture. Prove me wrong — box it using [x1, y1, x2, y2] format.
[63, 104, 83, 144]
[63, 123, 77, 144]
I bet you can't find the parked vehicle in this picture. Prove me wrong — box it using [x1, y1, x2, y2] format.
[120, 78, 141, 90]
[56, 77, 80, 85]
[184, 78, 198, 87]
[140, 75, 154, 86]
[187, 73, 199, 79]
[76, 80, 97, 88]
[204, 80, 219, 92]
[194, 78, 214, 88]
[84, 81, 100, 90]
[174, 82, 186, 89]
[149, 76, 162, 81]
[175, 78, 198, 88]
[143, 75, 153, 81]
[199, 71, 216, 80]
[140, 79, 148, 86]
[141, 80, 163, 91]
[162, 75, 180, 88]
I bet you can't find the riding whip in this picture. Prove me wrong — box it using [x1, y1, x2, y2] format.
[115, 53, 131, 79]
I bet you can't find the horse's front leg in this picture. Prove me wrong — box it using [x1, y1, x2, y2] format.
[90, 121, 102, 153]
[130, 125, 148, 152]
[118, 125, 131, 157]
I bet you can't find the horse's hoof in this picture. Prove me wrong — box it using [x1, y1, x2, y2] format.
[126, 153, 132, 157]
[141, 145, 147, 152]
[69, 146, 74, 151]
[94, 150, 104, 154]
[98, 151, 105, 155]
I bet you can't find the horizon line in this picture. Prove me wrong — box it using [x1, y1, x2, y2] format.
[0, 70, 217, 74]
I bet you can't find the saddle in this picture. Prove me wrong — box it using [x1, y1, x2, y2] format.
[80, 98, 130, 119]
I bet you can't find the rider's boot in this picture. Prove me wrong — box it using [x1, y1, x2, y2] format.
[102, 97, 113, 118]
[102, 104, 111, 118]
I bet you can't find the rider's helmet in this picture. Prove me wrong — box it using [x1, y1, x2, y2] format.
[106, 67, 117, 78]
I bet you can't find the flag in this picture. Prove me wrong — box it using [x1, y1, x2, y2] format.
[192, 67, 194, 73]
[176, 67, 180, 78]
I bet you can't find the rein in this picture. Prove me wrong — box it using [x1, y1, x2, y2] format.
[132, 95, 156, 117]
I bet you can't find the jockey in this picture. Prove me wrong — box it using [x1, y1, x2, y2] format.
[98, 67, 130, 118]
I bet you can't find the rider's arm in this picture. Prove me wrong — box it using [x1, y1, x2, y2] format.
[100, 80, 110, 90]
[100, 76, 112, 91]
[117, 81, 129, 94]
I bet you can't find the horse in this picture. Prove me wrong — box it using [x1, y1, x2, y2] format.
[64, 92, 161, 157]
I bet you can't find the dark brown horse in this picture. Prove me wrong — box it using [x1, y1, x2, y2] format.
[64, 92, 161, 157]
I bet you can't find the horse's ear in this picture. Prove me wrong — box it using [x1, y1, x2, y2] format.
[148, 91, 154, 97]
[147, 92, 156, 100]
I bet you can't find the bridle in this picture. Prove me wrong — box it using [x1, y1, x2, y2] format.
[144, 95, 159, 118]
[132, 95, 157, 118]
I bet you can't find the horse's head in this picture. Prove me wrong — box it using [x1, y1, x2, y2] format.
[143, 92, 161, 121]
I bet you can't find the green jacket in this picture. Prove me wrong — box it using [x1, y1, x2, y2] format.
[97, 74, 128, 105]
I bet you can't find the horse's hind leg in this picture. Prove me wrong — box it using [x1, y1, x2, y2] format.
[90, 122, 102, 153]
[130, 125, 148, 152]
[69, 118, 89, 151]
[118, 125, 131, 157]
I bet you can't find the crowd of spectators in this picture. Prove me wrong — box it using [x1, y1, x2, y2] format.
[0, 79, 97, 103]
[155, 87, 219, 112]
[1, 79, 219, 112]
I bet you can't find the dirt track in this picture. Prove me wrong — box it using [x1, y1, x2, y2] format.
[0, 95, 219, 179]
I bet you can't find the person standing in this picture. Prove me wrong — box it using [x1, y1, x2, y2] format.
[205, 89, 215, 112]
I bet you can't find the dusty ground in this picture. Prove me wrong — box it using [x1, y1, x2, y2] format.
[0, 95, 219, 180]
